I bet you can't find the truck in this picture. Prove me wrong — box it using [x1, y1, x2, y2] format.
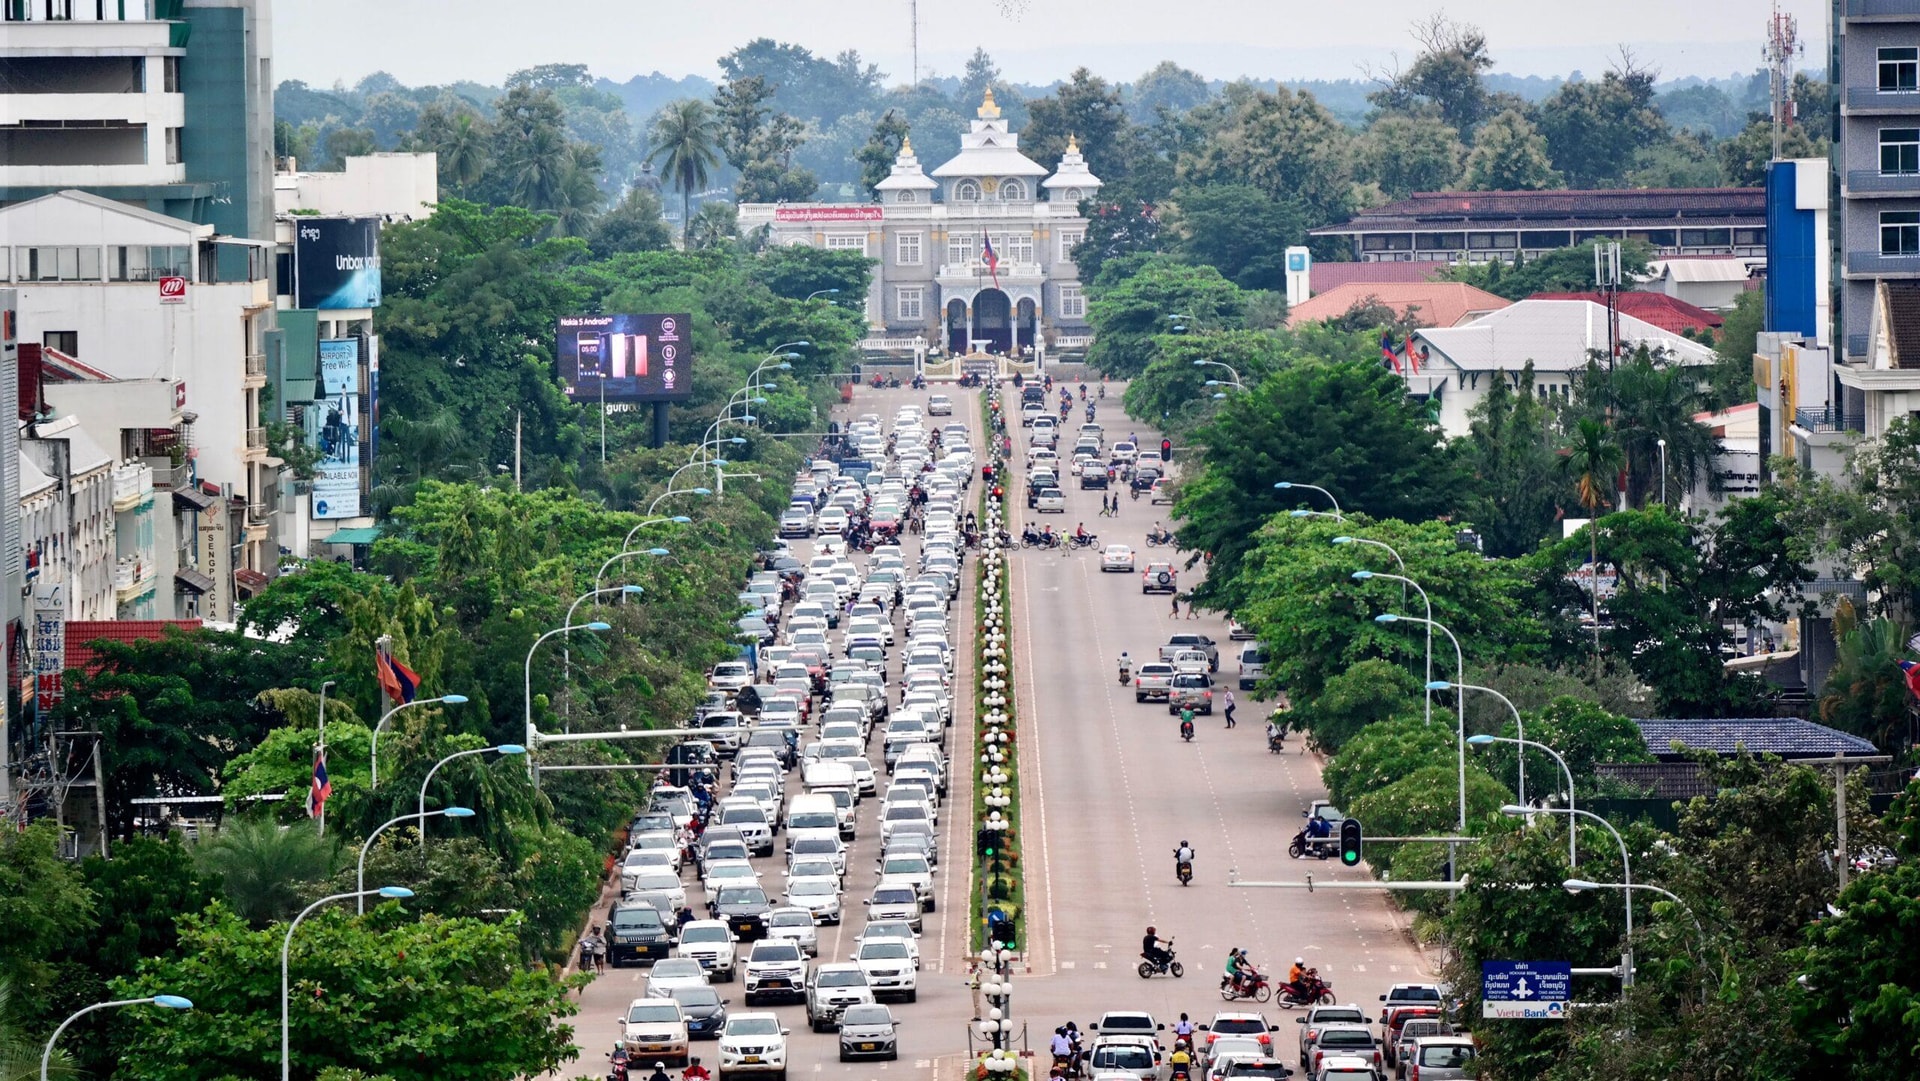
[1132, 662, 1176, 703]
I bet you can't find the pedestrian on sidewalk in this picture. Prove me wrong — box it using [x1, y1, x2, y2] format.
[1187, 599, 1199, 619]
[591, 926, 608, 972]
[1223, 690, 1237, 729]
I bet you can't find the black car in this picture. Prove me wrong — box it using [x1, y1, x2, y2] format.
[711, 886, 773, 941]
[672, 985, 730, 1040]
[1131, 470, 1160, 493]
[606, 901, 674, 966]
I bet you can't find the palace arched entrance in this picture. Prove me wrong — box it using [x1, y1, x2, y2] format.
[946, 298, 968, 355]
[973, 289, 1012, 354]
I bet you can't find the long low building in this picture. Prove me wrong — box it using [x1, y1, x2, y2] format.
[1312, 188, 1767, 265]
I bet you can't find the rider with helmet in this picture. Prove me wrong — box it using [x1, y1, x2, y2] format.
[1142, 926, 1173, 969]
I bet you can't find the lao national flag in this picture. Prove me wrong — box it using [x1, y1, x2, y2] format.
[375, 637, 419, 705]
[1900, 660, 1920, 700]
[1404, 335, 1421, 375]
[981, 232, 1000, 289]
[1381, 331, 1402, 374]
[305, 746, 332, 819]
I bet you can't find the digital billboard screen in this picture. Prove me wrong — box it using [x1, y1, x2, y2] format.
[293, 217, 382, 309]
[556, 313, 692, 403]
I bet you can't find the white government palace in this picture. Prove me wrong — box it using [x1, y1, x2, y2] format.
[738, 90, 1099, 363]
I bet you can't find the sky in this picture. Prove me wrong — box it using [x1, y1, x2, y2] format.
[274, 0, 1829, 89]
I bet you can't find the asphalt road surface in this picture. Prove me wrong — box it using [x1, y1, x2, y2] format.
[560, 382, 1432, 1081]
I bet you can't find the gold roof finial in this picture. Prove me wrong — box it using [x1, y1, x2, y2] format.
[1066, 133, 1080, 156]
[900, 135, 914, 157]
[979, 87, 1002, 120]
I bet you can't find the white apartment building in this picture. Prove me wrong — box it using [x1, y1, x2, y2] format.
[0, 189, 274, 617]
[22, 415, 114, 621]
[273, 151, 438, 219]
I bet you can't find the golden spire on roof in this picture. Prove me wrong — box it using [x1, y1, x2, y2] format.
[900, 135, 914, 157]
[978, 87, 1002, 120]
[1066, 133, 1080, 156]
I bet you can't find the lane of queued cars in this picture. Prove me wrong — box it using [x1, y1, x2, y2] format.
[606, 398, 976, 1081]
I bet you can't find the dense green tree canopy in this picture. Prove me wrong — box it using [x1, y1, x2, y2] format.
[1085, 259, 1245, 377]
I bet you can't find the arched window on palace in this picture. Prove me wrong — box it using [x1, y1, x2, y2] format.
[896, 190, 917, 204]
[955, 179, 981, 202]
[1063, 187, 1083, 202]
[999, 179, 1027, 201]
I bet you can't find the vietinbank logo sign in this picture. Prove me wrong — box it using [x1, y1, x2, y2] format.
[293, 218, 383, 309]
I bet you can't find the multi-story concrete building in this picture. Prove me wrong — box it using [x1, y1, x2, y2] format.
[22, 415, 115, 622]
[1, 0, 277, 279]
[738, 90, 1097, 362]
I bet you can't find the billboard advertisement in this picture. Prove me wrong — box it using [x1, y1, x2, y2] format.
[556, 313, 693, 402]
[294, 217, 382, 309]
[319, 338, 359, 394]
[306, 383, 362, 520]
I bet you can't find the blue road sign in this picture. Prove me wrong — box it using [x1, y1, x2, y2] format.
[1481, 961, 1571, 1020]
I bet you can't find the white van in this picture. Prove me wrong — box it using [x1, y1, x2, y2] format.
[785, 793, 843, 855]
[1238, 644, 1269, 691]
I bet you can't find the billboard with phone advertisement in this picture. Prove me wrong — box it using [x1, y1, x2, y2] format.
[556, 313, 693, 402]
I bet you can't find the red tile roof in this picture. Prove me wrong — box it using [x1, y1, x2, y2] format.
[1289, 281, 1512, 330]
[1528, 292, 1725, 336]
[65, 620, 203, 676]
[1309, 261, 1450, 294]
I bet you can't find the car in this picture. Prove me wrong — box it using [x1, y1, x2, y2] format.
[626, 869, 689, 911]
[1205, 1036, 1269, 1069]
[1080, 468, 1109, 490]
[1092, 1011, 1165, 1045]
[1036, 487, 1066, 513]
[1151, 476, 1174, 504]
[1400, 1037, 1475, 1080]
[742, 939, 810, 1006]
[1238, 645, 1269, 691]
[764, 906, 820, 956]
[778, 508, 813, 538]
[1088, 1035, 1162, 1080]
[804, 963, 876, 1031]
[837, 1003, 901, 1061]
[1111, 440, 1139, 462]
[606, 901, 674, 966]
[1204, 1013, 1281, 1060]
[1143, 562, 1178, 594]
[1169, 672, 1214, 714]
[784, 876, 844, 925]
[675, 920, 740, 982]
[1161, 633, 1221, 669]
[1377, 984, 1445, 1024]
[864, 881, 924, 932]
[1133, 662, 1176, 702]
[716, 1012, 789, 1081]
[1304, 1024, 1382, 1077]
[1171, 648, 1211, 676]
[876, 852, 935, 910]
[710, 661, 753, 693]
[1314, 1054, 1380, 1081]
[703, 859, 764, 894]
[619, 997, 691, 1067]
[1228, 617, 1257, 641]
[845, 933, 920, 1000]
[1021, 402, 1046, 426]
[711, 886, 774, 941]
[1296, 1005, 1370, 1067]
[1215, 1058, 1294, 1079]
[1102, 544, 1136, 572]
[1379, 1004, 1444, 1061]
[671, 984, 729, 1041]
[787, 835, 849, 875]
[646, 957, 712, 999]
[1389, 1018, 1451, 1075]
[815, 507, 851, 536]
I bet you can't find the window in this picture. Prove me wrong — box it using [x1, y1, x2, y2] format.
[1063, 187, 1083, 202]
[1059, 230, 1085, 261]
[1003, 232, 1033, 262]
[165, 126, 181, 165]
[1680, 228, 1732, 248]
[954, 179, 981, 202]
[43, 331, 77, 356]
[1881, 47, 1919, 93]
[163, 56, 180, 93]
[1883, 211, 1920, 256]
[1361, 233, 1413, 252]
[999, 178, 1026, 201]
[1734, 228, 1765, 246]
[19, 247, 100, 282]
[948, 233, 974, 265]
[895, 189, 917, 204]
[1884, 129, 1920, 174]
[825, 234, 867, 254]
[897, 287, 923, 321]
[1060, 285, 1086, 320]
[895, 232, 922, 265]
[109, 245, 191, 282]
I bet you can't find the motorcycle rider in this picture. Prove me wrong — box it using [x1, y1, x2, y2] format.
[1179, 705, 1196, 739]
[1074, 522, 1089, 546]
[1286, 957, 1308, 997]
[1118, 651, 1132, 682]
[1306, 813, 1333, 842]
[1221, 948, 1243, 991]
[1267, 715, 1286, 749]
[645, 1061, 673, 1081]
[1168, 1040, 1195, 1078]
[682, 1058, 711, 1081]
[1173, 840, 1195, 879]
[1049, 1027, 1074, 1073]
[1142, 925, 1173, 970]
[1173, 1013, 1196, 1042]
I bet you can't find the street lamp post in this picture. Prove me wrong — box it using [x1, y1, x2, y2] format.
[1273, 480, 1341, 516]
[1505, 805, 1635, 986]
[523, 622, 607, 776]
[418, 745, 526, 850]
[805, 289, 840, 302]
[1289, 509, 1344, 522]
[621, 514, 692, 550]
[1192, 358, 1245, 389]
[1447, 683, 1526, 807]
[1468, 731, 1574, 865]
[563, 585, 645, 730]
[1657, 438, 1668, 507]
[43, 996, 192, 1081]
[1349, 566, 1430, 728]
[371, 694, 468, 789]
[1564, 878, 1708, 995]
[283, 888, 414, 1081]
[357, 807, 472, 912]
[646, 484, 712, 516]
[1377, 614, 1467, 869]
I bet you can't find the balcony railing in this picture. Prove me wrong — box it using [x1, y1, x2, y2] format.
[1846, 0, 1920, 19]
[937, 261, 1044, 280]
[1846, 86, 1920, 113]
[1802, 578, 1869, 602]
[1844, 251, 1920, 276]
[246, 502, 270, 523]
[244, 427, 267, 449]
[244, 352, 266, 377]
[1794, 406, 1864, 434]
[1847, 169, 1920, 194]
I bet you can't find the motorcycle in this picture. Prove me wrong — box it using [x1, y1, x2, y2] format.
[1099, 384, 1107, 399]
[1137, 941, 1185, 979]
[869, 374, 886, 388]
[1220, 972, 1273, 1003]
[911, 374, 927, 390]
[1051, 1052, 1080, 1079]
[1277, 976, 1337, 1009]
[1288, 829, 1338, 860]
[1129, 485, 1142, 502]
[1145, 529, 1174, 547]
[1268, 732, 1287, 754]
[1180, 718, 1195, 742]
[1175, 859, 1193, 886]
[1068, 533, 1099, 550]
[1118, 664, 1133, 686]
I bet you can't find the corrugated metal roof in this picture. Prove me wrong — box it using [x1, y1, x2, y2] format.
[1415, 299, 1717, 373]
[1529, 292, 1725, 335]
[1649, 256, 1758, 284]
[1310, 187, 1766, 235]
[1634, 717, 1878, 759]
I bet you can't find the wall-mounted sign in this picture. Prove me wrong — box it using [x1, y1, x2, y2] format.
[158, 276, 188, 304]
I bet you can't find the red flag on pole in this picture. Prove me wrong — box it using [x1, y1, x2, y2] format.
[375, 636, 419, 705]
[305, 746, 332, 819]
[981, 232, 1000, 290]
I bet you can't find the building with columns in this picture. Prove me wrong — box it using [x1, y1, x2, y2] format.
[738, 90, 1098, 360]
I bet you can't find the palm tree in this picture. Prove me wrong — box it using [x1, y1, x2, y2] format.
[1558, 416, 1624, 676]
[439, 112, 489, 193]
[647, 98, 721, 245]
[192, 814, 344, 928]
[505, 122, 569, 211]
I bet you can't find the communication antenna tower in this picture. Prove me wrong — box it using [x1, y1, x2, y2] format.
[1764, 2, 1804, 160]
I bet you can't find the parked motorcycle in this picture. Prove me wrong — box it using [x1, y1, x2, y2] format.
[1288, 829, 1338, 860]
[1137, 941, 1185, 979]
[1276, 976, 1336, 1009]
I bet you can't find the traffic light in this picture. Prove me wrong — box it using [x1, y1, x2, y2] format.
[1339, 818, 1363, 867]
[977, 827, 1004, 858]
[988, 908, 1018, 946]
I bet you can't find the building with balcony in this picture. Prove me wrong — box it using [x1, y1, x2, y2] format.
[22, 414, 114, 621]
[1309, 188, 1768, 266]
[1835, 0, 1920, 362]
[737, 90, 1096, 360]
[1, 0, 276, 281]
[0, 188, 273, 616]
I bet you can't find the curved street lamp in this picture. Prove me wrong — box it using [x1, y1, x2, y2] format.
[1375, 612, 1466, 840]
[523, 622, 610, 775]
[1472, 732, 1575, 862]
[357, 806, 472, 912]
[44, 996, 192, 1081]
[284, 888, 414, 1080]
[1273, 480, 1342, 516]
[646, 485, 712, 516]
[1505, 804, 1636, 986]
[371, 694, 468, 789]
[418, 745, 526, 845]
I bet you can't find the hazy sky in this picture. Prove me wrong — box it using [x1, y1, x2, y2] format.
[276, 0, 1829, 88]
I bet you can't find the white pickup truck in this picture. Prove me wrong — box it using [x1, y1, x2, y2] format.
[1132, 662, 1176, 703]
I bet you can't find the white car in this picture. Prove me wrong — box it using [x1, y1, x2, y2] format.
[856, 919, 922, 969]
[709, 661, 753, 693]
[625, 869, 687, 911]
[815, 507, 851, 535]
[1111, 440, 1139, 463]
[927, 394, 953, 416]
[1102, 544, 1136, 572]
[785, 875, 845, 925]
[765, 906, 820, 956]
[1035, 487, 1066, 513]
[619, 997, 690, 1067]
[702, 858, 764, 893]
[644, 957, 711, 999]
[875, 853, 935, 909]
[778, 508, 813, 538]
[743, 939, 811, 1006]
[849, 937, 919, 1002]
[864, 880, 924, 932]
[805, 962, 877, 1032]
[717, 1013, 789, 1079]
[673, 919, 739, 983]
